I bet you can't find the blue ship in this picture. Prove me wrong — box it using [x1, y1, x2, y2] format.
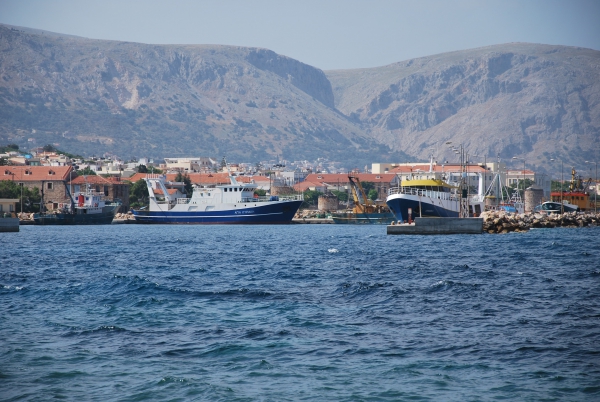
[132, 175, 303, 224]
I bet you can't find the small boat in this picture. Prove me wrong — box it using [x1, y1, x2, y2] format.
[331, 175, 395, 224]
[132, 174, 303, 224]
[34, 183, 121, 225]
[534, 201, 579, 214]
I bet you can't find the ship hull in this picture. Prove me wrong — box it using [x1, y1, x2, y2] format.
[34, 204, 120, 225]
[132, 200, 303, 224]
[386, 194, 483, 222]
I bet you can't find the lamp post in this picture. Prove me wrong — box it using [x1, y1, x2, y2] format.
[550, 158, 564, 214]
[586, 160, 598, 214]
[512, 157, 526, 202]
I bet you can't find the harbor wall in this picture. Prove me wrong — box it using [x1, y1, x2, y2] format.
[0, 217, 20, 232]
[387, 217, 483, 235]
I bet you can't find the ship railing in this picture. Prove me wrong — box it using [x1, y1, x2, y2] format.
[242, 194, 304, 203]
[387, 187, 458, 201]
[387, 187, 483, 203]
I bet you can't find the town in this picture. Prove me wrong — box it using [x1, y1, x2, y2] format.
[1, 144, 599, 225]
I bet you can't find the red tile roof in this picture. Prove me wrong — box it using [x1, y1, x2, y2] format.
[2, 166, 73, 181]
[70, 175, 127, 185]
[303, 173, 397, 185]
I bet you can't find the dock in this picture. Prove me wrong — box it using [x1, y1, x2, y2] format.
[387, 217, 483, 235]
[0, 217, 20, 232]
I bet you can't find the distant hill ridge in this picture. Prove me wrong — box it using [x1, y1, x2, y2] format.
[1, 24, 599, 172]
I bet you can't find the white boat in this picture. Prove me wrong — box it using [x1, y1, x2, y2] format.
[386, 172, 485, 222]
[132, 174, 303, 224]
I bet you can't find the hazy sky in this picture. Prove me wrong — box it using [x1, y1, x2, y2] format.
[1, 0, 599, 70]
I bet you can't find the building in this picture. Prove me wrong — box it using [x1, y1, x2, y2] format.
[0, 199, 19, 217]
[69, 175, 130, 212]
[162, 157, 217, 173]
[2, 166, 74, 211]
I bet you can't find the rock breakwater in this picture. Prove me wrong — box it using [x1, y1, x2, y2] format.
[481, 211, 600, 234]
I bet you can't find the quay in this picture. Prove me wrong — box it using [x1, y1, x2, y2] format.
[387, 217, 483, 235]
[0, 216, 20, 232]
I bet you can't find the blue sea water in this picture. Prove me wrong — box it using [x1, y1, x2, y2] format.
[1, 225, 599, 401]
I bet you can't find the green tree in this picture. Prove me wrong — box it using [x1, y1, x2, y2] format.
[331, 189, 348, 202]
[76, 167, 97, 176]
[137, 164, 148, 173]
[0, 180, 41, 213]
[129, 179, 149, 209]
[302, 189, 322, 209]
[254, 189, 267, 197]
[368, 189, 379, 201]
[174, 172, 193, 196]
[43, 144, 57, 152]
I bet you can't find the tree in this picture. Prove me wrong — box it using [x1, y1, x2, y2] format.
[0, 180, 41, 213]
[129, 179, 149, 209]
[302, 189, 322, 209]
[254, 189, 267, 197]
[174, 172, 193, 196]
[368, 189, 379, 201]
[331, 189, 348, 202]
[43, 144, 57, 152]
[76, 167, 97, 176]
[137, 164, 148, 173]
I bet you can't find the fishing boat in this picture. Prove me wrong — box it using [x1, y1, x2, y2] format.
[34, 182, 121, 225]
[132, 174, 303, 224]
[386, 170, 485, 222]
[331, 175, 395, 224]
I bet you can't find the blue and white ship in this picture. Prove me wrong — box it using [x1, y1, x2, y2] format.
[386, 170, 485, 222]
[132, 175, 303, 224]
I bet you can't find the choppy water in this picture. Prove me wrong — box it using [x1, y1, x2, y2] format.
[1, 225, 600, 401]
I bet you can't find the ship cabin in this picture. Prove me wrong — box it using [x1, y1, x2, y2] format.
[550, 191, 590, 211]
[400, 171, 455, 193]
[219, 184, 258, 203]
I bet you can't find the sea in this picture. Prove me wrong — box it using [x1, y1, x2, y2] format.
[1, 224, 599, 401]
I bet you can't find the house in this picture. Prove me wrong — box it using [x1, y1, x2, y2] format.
[0, 199, 19, 217]
[2, 166, 74, 212]
[69, 175, 130, 212]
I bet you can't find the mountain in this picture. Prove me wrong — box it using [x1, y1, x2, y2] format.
[0, 24, 399, 166]
[326, 43, 600, 171]
[1, 23, 599, 173]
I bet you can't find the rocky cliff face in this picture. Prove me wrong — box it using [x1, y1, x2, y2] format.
[326, 43, 600, 171]
[1, 24, 599, 173]
[0, 24, 389, 165]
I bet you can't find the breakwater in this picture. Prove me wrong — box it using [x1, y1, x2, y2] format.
[481, 211, 600, 233]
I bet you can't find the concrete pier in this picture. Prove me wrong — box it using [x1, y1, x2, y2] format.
[0, 217, 20, 232]
[387, 217, 483, 235]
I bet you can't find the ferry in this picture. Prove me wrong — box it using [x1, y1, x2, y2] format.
[132, 175, 303, 224]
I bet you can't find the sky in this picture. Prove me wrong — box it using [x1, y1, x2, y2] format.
[1, 0, 599, 70]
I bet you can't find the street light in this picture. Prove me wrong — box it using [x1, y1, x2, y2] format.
[585, 160, 598, 214]
[550, 158, 564, 214]
[512, 157, 526, 202]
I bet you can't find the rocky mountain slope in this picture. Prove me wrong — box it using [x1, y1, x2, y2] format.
[0, 24, 397, 166]
[326, 43, 600, 171]
[1, 24, 599, 173]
